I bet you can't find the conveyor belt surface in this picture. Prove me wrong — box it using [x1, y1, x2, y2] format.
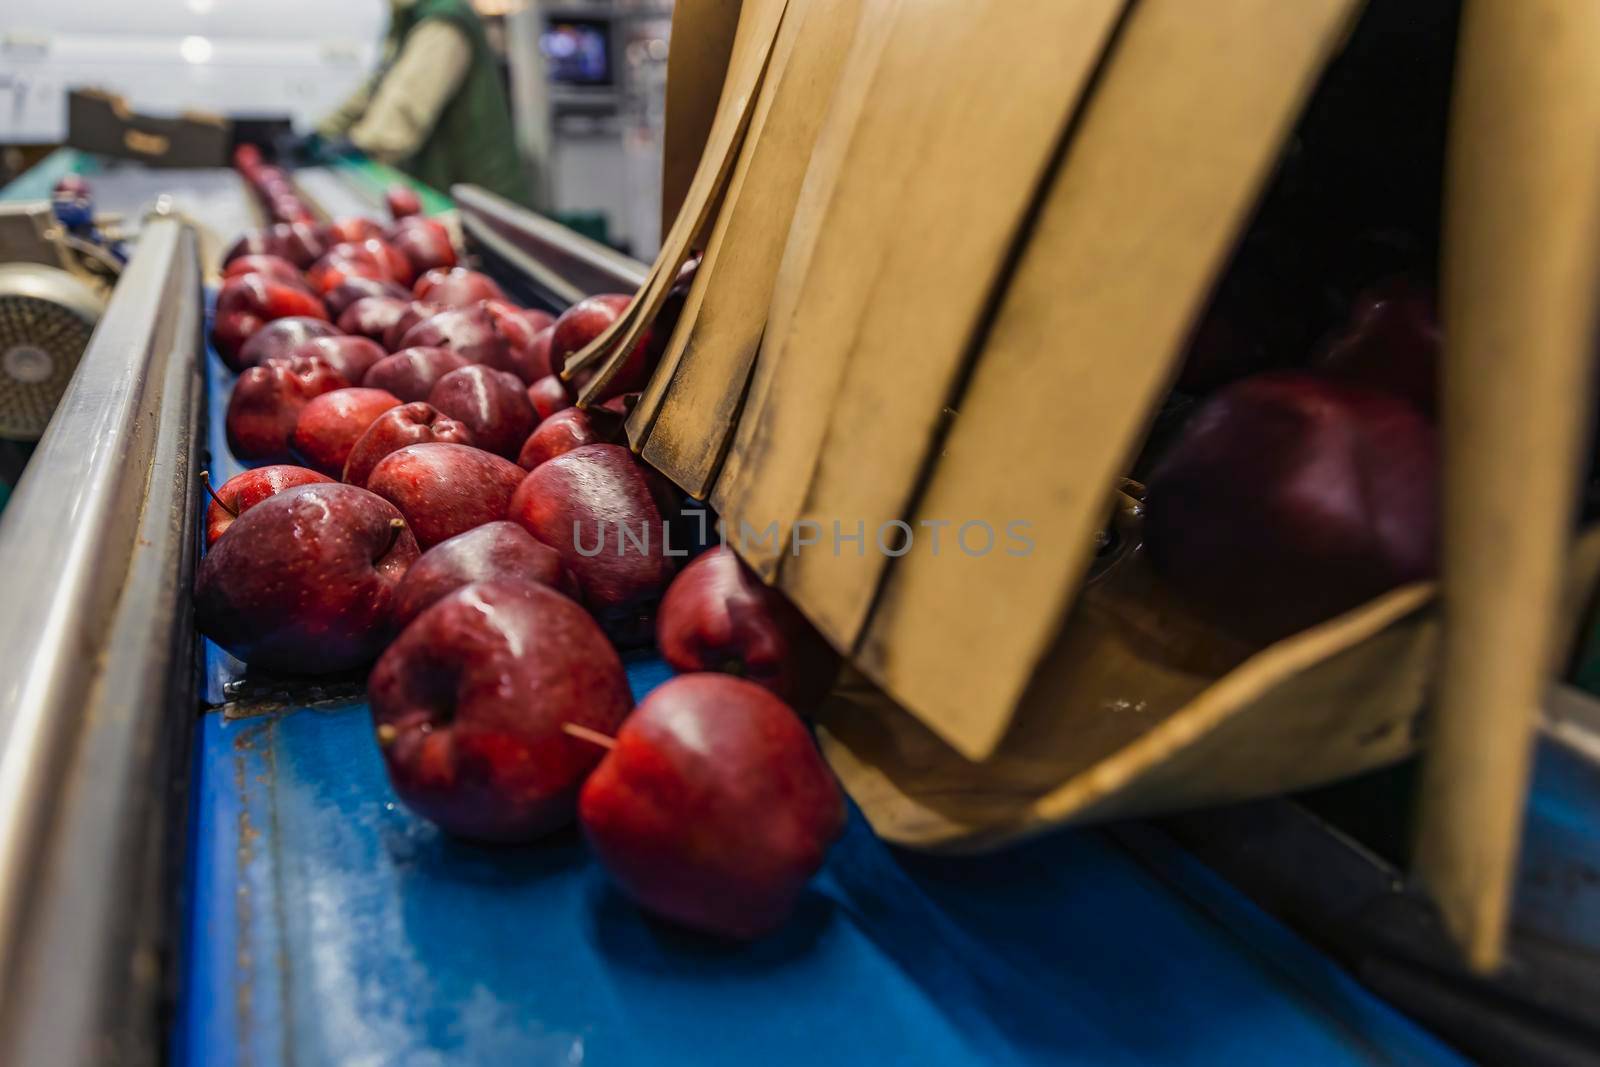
[181, 296, 1463, 1066]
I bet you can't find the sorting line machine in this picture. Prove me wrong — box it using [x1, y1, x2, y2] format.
[0, 150, 1594, 1067]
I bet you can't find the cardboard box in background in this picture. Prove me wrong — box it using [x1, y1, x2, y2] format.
[66, 89, 231, 169]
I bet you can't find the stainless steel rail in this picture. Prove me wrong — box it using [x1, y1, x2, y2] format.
[452, 184, 648, 308]
[0, 211, 203, 1066]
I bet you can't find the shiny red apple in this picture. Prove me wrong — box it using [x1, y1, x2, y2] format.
[1144, 371, 1439, 642]
[657, 546, 834, 705]
[390, 521, 574, 629]
[527, 375, 572, 421]
[234, 316, 341, 373]
[290, 335, 386, 385]
[579, 673, 845, 939]
[387, 216, 457, 276]
[213, 274, 330, 370]
[384, 300, 442, 352]
[365, 442, 526, 548]
[507, 443, 675, 642]
[369, 581, 633, 841]
[291, 387, 402, 477]
[550, 293, 654, 401]
[343, 402, 475, 488]
[362, 347, 470, 402]
[386, 184, 423, 220]
[337, 296, 411, 345]
[517, 407, 599, 470]
[413, 266, 506, 308]
[205, 464, 332, 545]
[225, 354, 350, 463]
[325, 275, 410, 319]
[195, 483, 418, 673]
[427, 365, 536, 458]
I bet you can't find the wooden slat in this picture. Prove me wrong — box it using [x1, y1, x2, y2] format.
[713, 0, 1128, 596]
[706, 0, 902, 531]
[659, 0, 743, 243]
[858, 0, 1363, 760]
[565, 0, 789, 403]
[1414, 0, 1600, 972]
[633, 0, 876, 494]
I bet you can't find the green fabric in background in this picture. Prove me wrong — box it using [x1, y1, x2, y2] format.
[386, 0, 529, 206]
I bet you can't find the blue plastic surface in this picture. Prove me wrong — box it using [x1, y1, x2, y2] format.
[179, 669, 1466, 1067]
[179, 279, 1468, 1067]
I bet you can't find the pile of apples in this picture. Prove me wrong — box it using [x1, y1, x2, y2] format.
[199, 186, 842, 941]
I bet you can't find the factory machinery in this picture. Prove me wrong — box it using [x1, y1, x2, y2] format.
[0, 152, 1596, 1067]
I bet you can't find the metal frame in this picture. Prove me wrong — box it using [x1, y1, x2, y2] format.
[453, 183, 647, 309]
[1113, 688, 1600, 1067]
[0, 211, 204, 1066]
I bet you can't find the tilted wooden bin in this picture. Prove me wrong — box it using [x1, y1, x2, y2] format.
[567, 0, 1600, 969]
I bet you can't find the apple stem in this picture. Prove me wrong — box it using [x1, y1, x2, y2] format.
[562, 722, 617, 750]
[385, 517, 406, 555]
[201, 470, 237, 517]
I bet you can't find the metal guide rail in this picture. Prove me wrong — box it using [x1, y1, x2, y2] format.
[452, 184, 648, 310]
[0, 210, 204, 1066]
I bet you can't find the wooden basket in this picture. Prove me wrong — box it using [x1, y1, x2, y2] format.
[572, 0, 1600, 969]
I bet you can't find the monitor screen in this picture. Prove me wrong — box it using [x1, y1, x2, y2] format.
[541, 18, 612, 87]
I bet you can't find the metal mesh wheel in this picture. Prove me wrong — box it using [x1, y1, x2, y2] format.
[0, 266, 102, 441]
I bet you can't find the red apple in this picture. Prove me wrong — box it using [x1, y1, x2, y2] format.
[384, 300, 442, 352]
[307, 244, 390, 295]
[527, 375, 572, 421]
[515, 329, 560, 388]
[212, 275, 329, 370]
[223, 254, 304, 287]
[428, 365, 536, 459]
[325, 276, 410, 319]
[391, 521, 574, 628]
[226, 354, 350, 462]
[1311, 279, 1439, 416]
[387, 216, 457, 276]
[414, 266, 506, 307]
[507, 443, 675, 642]
[550, 293, 654, 401]
[397, 305, 522, 376]
[579, 673, 845, 939]
[271, 195, 315, 226]
[291, 335, 386, 385]
[362, 347, 470, 403]
[234, 316, 341, 373]
[221, 228, 280, 267]
[483, 300, 547, 383]
[267, 221, 327, 269]
[365, 442, 526, 548]
[1144, 371, 1439, 642]
[342, 402, 475, 488]
[369, 581, 632, 841]
[222, 222, 326, 270]
[386, 184, 423, 220]
[337, 296, 411, 345]
[657, 546, 834, 705]
[360, 236, 415, 287]
[320, 216, 386, 246]
[517, 407, 599, 470]
[291, 387, 402, 477]
[205, 464, 332, 545]
[195, 483, 418, 674]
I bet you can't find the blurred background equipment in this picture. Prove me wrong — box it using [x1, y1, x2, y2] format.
[1, 0, 673, 257]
